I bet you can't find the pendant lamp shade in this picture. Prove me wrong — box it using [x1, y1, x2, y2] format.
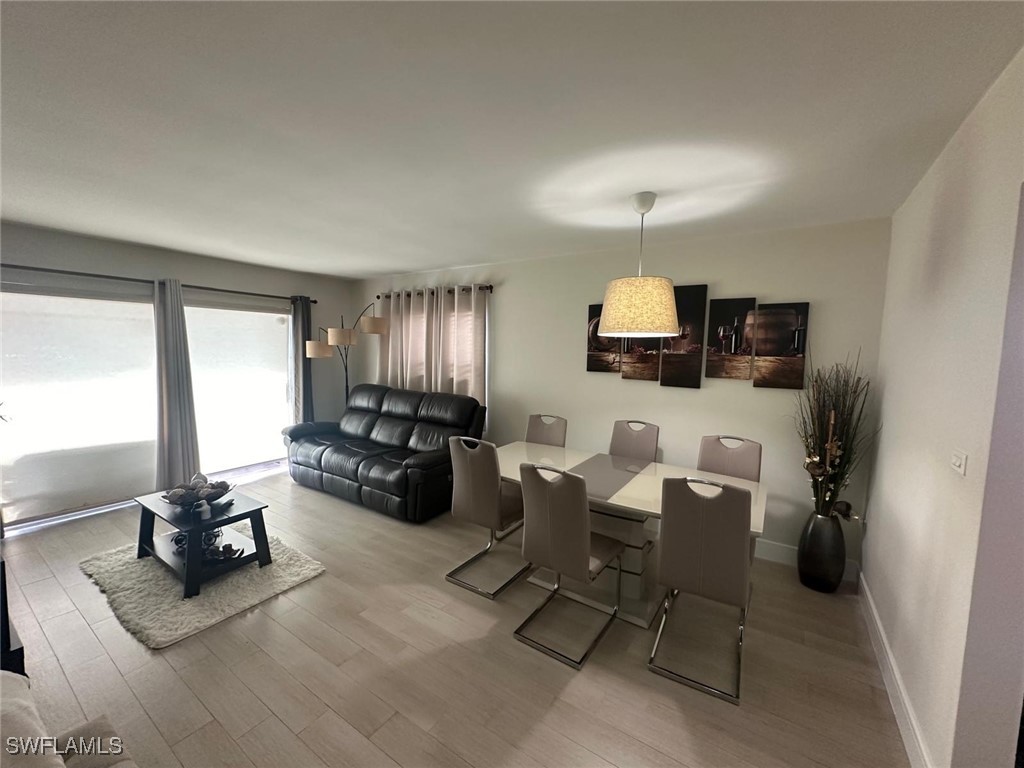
[357, 315, 389, 334]
[597, 276, 678, 337]
[305, 340, 333, 358]
[327, 327, 358, 346]
[597, 191, 677, 338]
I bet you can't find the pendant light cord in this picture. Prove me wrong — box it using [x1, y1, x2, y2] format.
[638, 212, 645, 277]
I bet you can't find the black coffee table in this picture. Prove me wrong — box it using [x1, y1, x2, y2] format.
[135, 490, 272, 599]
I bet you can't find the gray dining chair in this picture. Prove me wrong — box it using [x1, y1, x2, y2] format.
[697, 435, 762, 562]
[609, 420, 659, 463]
[649, 477, 753, 704]
[525, 414, 568, 447]
[697, 435, 762, 482]
[446, 437, 531, 599]
[515, 463, 624, 669]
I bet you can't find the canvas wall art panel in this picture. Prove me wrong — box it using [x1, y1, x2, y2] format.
[621, 337, 661, 381]
[753, 301, 809, 389]
[705, 297, 756, 379]
[660, 284, 708, 388]
[586, 303, 620, 372]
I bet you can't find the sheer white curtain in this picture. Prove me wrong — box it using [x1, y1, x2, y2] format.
[377, 284, 489, 405]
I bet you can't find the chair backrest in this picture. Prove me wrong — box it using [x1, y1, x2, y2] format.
[519, 463, 591, 582]
[609, 420, 659, 463]
[525, 414, 568, 447]
[659, 478, 752, 608]
[449, 437, 502, 530]
[697, 435, 762, 483]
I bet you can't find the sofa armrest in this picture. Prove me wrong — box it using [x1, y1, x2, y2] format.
[281, 422, 341, 442]
[403, 448, 451, 471]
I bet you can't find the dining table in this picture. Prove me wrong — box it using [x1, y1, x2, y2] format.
[495, 440, 768, 627]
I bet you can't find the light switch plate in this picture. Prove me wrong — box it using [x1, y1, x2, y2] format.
[951, 449, 968, 476]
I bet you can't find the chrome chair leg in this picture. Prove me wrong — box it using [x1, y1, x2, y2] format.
[445, 528, 531, 600]
[494, 517, 524, 541]
[513, 555, 622, 670]
[647, 587, 749, 705]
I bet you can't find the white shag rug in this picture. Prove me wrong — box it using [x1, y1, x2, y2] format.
[80, 531, 324, 649]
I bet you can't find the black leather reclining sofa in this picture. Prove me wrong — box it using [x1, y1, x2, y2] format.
[282, 384, 486, 523]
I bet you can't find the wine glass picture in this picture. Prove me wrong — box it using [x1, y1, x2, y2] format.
[706, 298, 756, 380]
[717, 324, 733, 354]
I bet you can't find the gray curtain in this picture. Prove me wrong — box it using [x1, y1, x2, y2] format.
[155, 279, 200, 488]
[289, 296, 315, 422]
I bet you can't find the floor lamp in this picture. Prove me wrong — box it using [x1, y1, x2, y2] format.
[306, 303, 389, 403]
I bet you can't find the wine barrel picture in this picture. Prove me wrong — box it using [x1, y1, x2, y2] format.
[753, 301, 809, 389]
[705, 297, 756, 380]
[586, 303, 620, 372]
[660, 284, 708, 388]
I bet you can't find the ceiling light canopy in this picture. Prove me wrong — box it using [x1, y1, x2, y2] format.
[598, 192, 678, 338]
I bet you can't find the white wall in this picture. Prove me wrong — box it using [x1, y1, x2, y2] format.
[352, 218, 892, 562]
[862, 49, 1024, 768]
[951, 184, 1024, 768]
[0, 222, 359, 422]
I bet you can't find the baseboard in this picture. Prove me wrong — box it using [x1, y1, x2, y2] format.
[754, 537, 860, 582]
[859, 574, 933, 768]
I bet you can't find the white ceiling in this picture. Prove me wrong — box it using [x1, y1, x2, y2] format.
[2, 2, 1022, 278]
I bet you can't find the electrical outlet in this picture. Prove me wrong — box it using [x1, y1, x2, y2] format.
[951, 449, 968, 477]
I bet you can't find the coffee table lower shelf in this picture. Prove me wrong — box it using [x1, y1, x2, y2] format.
[142, 528, 261, 598]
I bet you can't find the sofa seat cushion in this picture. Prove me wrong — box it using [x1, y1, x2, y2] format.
[290, 435, 352, 470]
[321, 440, 391, 481]
[357, 450, 414, 495]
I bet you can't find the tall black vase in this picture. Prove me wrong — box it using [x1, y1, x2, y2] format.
[797, 512, 846, 593]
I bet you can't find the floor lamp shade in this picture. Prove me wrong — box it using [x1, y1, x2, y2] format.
[327, 327, 358, 346]
[305, 340, 333, 358]
[598, 276, 679, 337]
[357, 315, 389, 334]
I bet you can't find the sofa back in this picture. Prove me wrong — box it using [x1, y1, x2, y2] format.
[341, 384, 485, 452]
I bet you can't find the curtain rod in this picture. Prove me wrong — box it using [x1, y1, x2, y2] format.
[375, 284, 494, 300]
[1, 263, 317, 304]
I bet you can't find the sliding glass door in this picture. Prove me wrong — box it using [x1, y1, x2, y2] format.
[0, 293, 157, 524]
[184, 306, 291, 474]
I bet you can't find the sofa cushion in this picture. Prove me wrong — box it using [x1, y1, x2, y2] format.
[289, 435, 350, 470]
[358, 450, 414, 495]
[369, 416, 416, 448]
[321, 440, 391, 480]
[338, 409, 379, 439]
[381, 389, 425, 419]
[348, 384, 389, 412]
[417, 392, 479, 428]
[408, 422, 465, 453]
[0, 671, 65, 768]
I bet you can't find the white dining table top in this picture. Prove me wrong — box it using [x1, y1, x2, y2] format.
[495, 440, 766, 536]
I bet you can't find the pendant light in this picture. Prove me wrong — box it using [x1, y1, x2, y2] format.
[597, 192, 678, 338]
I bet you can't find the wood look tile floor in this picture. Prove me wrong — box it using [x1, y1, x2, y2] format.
[2, 472, 910, 768]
